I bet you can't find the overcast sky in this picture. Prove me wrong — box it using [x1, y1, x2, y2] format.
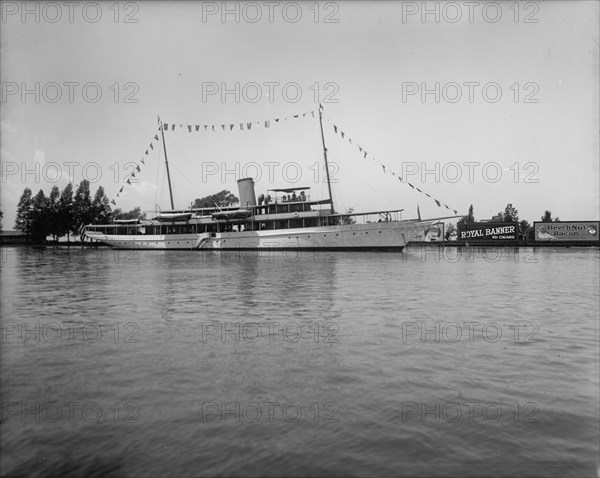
[1, 1, 598, 227]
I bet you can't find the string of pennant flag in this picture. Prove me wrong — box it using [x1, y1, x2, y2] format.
[109, 129, 161, 206]
[161, 110, 316, 134]
[110, 112, 316, 206]
[324, 117, 459, 215]
[110, 108, 459, 216]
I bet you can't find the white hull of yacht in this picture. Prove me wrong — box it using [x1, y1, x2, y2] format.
[85, 220, 432, 250]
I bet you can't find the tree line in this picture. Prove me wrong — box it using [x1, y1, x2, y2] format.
[11, 184, 240, 243]
[13, 181, 146, 243]
[450, 203, 560, 240]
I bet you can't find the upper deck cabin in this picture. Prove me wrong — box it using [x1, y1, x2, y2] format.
[84, 179, 404, 236]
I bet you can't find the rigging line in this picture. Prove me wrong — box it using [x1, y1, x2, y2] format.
[155, 135, 162, 209]
[328, 151, 404, 209]
[165, 134, 204, 182]
[323, 115, 458, 212]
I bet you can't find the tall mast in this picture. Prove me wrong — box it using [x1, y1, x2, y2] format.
[318, 104, 335, 214]
[158, 116, 175, 210]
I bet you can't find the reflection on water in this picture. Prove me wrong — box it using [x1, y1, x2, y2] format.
[1, 246, 599, 477]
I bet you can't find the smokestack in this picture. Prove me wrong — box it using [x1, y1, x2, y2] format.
[237, 178, 257, 208]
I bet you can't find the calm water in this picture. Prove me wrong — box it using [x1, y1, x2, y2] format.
[1, 246, 599, 477]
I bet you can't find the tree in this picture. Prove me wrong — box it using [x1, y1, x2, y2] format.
[47, 186, 61, 242]
[519, 220, 533, 241]
[491, 203, 519, 223]
[457, 204, 475, 230]
[466, 204, 475, 223]
[503, 203, 519, 222]
[30, 189, 50, 243]
[57, 183, 74, 243]
[340, 207, 356, 225]
[193, 190, 238, 209]
[15, 188, 33, 236]
[112, 207, 146, 221]
[541, 210, 559, 222]
[72, 180, 93, 234]
[92, 186, 112, 224]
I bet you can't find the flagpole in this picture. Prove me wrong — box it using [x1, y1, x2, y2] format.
[158, 116, 175, 210]
[318, 104, 335, 215]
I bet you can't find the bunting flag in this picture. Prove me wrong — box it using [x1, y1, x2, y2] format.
[109, 128, 160, 207]
[162, 110, 315, 136]
[326, 116, 459, 215]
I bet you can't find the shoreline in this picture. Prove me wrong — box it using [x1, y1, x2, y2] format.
[1, 241, 598, 249]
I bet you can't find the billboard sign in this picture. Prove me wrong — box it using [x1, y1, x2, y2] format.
[534, 221, 599, 242]
[410, 222, 444, 242]
[458, 222, 518, 242]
